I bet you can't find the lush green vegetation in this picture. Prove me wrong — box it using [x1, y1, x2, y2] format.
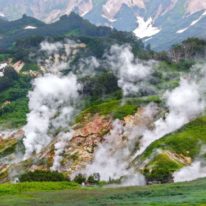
[19, 171, 69, 182]
[0, 74, 31, 128]
[0, 97, 29, 128]
[139, 116, 206, 183]
[0, 67, 18, 92]
[0, 75, 31, 103]
[170, 38, 206, 62]
[76, 96, 161, 122]
[0, 139, 17, 158]
[142, 116, 206, 160]
[157, 60, 194, 72]
[0, 182, 79, 196]
[73, 173, 86, 184]
[1, 178, 206, 205]
[0, 53, 10, 62]
[81, 72, 120, 100]
[21, 63, 40, 72]
[73, 173, 100, 185]
[144, 153, 183, 183]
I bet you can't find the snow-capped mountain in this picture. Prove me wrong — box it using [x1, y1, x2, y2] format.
[1, 0, 206, 50]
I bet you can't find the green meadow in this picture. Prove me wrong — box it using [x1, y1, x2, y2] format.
[1, 179, 206, 206]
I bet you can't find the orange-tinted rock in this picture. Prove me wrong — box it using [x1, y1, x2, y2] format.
[61, 115, 112, 174]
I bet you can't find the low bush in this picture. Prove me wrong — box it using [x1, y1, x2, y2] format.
[73, 174, 86, 184]
[19, 171, 68, 182]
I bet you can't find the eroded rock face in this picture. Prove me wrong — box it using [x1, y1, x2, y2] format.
[0, 129, 24, 140]
[102, 0, 145, 21]
[0, 129, 24, 182]
[60, 114, 112, 175]
[77, 0, 93, 16]
[81, 106, 160, 181]
[187, 0, 206, 14]
[0, 106, 194, 183]
[4, 114, 113, 177]
[0, 106, 159, 180]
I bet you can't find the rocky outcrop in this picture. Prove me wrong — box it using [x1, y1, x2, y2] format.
[0, 105, 158, 180]
[2, 114, 113, 177]
[12, 61, 25, 73]
[61, 114, 112, 175]
[0, 107, 198, 184]
[102, 0, 145, 21]
[0, 130, 24, 182]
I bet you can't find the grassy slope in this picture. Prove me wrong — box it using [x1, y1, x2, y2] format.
[142, 116, 206, 160]
[1, 179, 206, 206]
[75, 96, 161, 123]
[0, 75, 31, 128]
[140, 116, 206, 182]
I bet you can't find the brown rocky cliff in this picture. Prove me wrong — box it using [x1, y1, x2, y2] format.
[61, 114, 112, 175]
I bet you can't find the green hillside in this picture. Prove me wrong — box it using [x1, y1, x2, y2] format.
[138, 116, 206, 183]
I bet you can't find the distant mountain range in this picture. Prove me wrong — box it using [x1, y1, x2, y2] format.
[1, 0, 206, 50]
[0, 13, 114, 50]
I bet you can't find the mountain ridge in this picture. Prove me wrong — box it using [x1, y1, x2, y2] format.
[1, 0, 206, 50]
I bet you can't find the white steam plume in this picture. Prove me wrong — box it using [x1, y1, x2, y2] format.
[173, 145, 206, 182]
[23, 74, 80, 159]
[76, 56, 100, 78]
[85, 120, 130, 181]
[106, 44, 155, 96]
[134, 77, 205, 157]
[84, 104, 157, 185]
[23, 40, 82, 162]
[39, 39, 86, 73]
[40, 41, 64, 55]
[173, 161, 206, 182]
[51, 131, 74, 171]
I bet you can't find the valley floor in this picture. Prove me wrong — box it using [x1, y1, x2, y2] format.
[1, 179, 206, 206]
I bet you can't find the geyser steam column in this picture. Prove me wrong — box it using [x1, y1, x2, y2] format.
[23, 40, 81, 160]
[134, 77, 205, 157]
[23, 74, 80, 159]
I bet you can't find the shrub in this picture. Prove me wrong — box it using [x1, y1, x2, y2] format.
[19, 170, 68, 182]
[0, 66, 18, 92]
[144, 154, 183, 184]
[73, 173, 86, 184]
[87, 173, 100, 184]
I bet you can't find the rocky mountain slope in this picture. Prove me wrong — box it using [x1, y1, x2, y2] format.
[1, 0, 206, 50]
[0, 13, 113, 50]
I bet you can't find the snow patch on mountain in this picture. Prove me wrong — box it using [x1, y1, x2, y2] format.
[177, 27, 189, 34]
[0, 63, 8, 77]
[177, 11, 206, 34]
[134, 16, 160, 39]
[24, 25, 37, 30]
[0, 12, 5, 17]
[101, 14, 117, 23]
